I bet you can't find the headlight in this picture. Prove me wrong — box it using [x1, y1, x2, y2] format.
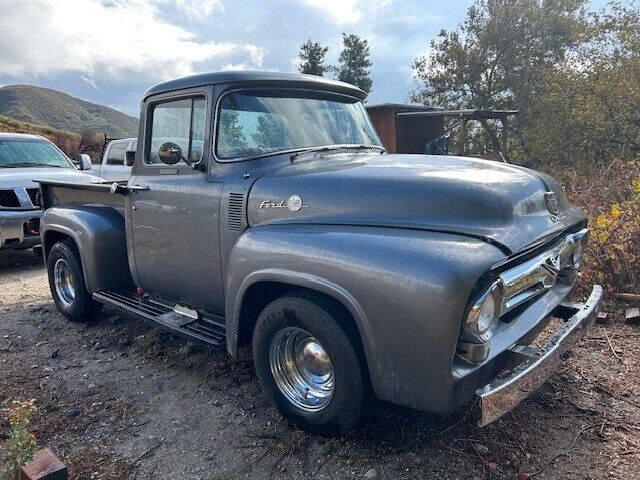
[465, 281, 503, 337]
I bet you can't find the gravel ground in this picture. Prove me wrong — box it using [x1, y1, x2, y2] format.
[1, 249, 638, 479]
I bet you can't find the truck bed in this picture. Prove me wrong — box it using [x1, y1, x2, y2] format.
[37, 180, 126, 213]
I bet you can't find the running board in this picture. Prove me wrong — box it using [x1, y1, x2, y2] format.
[93, 289, 226, 347]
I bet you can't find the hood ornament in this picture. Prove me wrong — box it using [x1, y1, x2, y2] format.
[260, 194, 309, 212]
[544, 191, 559, 216]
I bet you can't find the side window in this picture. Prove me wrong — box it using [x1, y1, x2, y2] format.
[147, 97, 206, 165]
[106, 142, 127, 165]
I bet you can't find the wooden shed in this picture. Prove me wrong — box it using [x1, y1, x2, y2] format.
[365, 103, 444, 154]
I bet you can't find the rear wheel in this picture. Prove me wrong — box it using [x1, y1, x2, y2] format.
[252, 292, 370, 436]
[47, 239, 101, 322]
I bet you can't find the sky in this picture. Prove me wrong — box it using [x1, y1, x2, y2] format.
[0, 0, 609, 117]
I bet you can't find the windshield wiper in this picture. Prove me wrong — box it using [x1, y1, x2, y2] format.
[0, 163, 64, 168]
[290, 145, 385, 162]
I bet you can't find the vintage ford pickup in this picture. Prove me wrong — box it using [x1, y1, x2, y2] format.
[38, 72, 602, 435]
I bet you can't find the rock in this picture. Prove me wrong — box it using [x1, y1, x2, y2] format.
[66, 409, 81, 418]
[473, 443, 489, 455]
[43, 366, 54, 373]
[625, 307, 640, 325]
[178, 343, 200, 356]
[318, 442, 332, 455]
[364, 467, 378, 478]
[50, 348, 60, 359]
[98, 348, 107, 354]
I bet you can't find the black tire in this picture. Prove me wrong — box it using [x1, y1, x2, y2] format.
[47, 239, 102, 322]
[252, 292, 370, 436]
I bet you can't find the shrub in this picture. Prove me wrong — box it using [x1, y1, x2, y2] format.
[1, 400, 37, 480]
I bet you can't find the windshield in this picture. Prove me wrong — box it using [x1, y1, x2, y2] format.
[0, 138, 72, 168]
[216, 89, 381, 159]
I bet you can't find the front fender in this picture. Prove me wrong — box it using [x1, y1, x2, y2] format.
[42, 205, 132, 292]
[226, 224, 505, 412]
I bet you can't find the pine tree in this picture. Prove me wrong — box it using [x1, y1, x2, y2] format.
[298, 40, 330, 76]
[337, 33, 372, 95]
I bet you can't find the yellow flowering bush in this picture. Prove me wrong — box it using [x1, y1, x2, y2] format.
[586, 178, 640, 292]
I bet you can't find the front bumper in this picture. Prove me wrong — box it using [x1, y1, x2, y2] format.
[0, 210, 42, 250]
[476, 284, 602, 426]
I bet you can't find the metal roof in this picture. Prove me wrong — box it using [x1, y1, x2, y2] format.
[396, 108, 519, 120]
[365, 103, 439, 112]
[143, 71, 366, 100]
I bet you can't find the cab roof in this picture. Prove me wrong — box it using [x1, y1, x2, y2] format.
[143, 71, 366, 101]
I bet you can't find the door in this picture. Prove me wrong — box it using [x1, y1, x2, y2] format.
[129, 94, 224, 313]
[101, 141, 128, 181]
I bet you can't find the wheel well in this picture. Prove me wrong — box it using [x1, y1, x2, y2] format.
[237, 282, 366, 359]
[43, 230, 74, 258]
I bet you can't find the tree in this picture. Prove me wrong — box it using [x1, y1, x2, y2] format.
[337, 33, 373, 95]
[298, 40, 330, 76]
[410, 0, 589, 160]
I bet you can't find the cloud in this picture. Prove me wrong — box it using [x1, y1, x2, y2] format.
[302, 0, 394, 25]
[162, 0, 225, 22]
[0, 0, 263, 82]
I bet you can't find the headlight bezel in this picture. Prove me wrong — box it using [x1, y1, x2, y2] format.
[463, 280, 504, 342]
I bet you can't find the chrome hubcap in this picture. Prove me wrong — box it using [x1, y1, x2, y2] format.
[269, 327, 334, 411]
[53, 259, 75, 306]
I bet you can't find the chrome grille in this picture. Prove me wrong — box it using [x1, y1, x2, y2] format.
[499, 229, 588, 314]
[0, 189, 20, 208]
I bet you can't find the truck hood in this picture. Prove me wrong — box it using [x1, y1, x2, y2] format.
[247, 153, 586, 254]
[0, 167, 100, 189]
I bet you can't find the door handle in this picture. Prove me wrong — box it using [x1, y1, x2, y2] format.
[110, 183, 150, 195]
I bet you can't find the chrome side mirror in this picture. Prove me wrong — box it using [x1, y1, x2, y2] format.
[78, 153, 92, 171]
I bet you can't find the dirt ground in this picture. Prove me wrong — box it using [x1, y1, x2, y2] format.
[1, 249, 638, 480]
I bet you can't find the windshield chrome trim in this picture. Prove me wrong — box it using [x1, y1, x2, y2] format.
[211, 86, 382, 163]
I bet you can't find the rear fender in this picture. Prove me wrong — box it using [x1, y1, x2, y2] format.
[42, 206, 132, 292]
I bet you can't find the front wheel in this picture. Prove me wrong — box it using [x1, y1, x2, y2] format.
[47, 239, 101, 322]
[252, 292, 370, 436]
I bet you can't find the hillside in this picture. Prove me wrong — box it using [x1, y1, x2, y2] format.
[0, 85, 138, 138]
[0, 116, 105, 161]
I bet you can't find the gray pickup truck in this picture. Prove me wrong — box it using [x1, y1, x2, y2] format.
[38, 72, 602, 435]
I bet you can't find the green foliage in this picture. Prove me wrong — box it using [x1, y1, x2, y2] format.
[410, 0, 590, 160]
[1, 400, 37, 480]
[524, 3, 640, 165]
[412, 1, 640, 292]
[337, 34, 373, 95]
[298, 40, 330, 76]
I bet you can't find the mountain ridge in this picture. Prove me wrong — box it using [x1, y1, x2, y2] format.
[0, 84, 138, 138]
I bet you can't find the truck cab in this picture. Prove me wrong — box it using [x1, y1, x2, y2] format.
[96, 138, 135, 182]
[38, 72, 601, 435]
